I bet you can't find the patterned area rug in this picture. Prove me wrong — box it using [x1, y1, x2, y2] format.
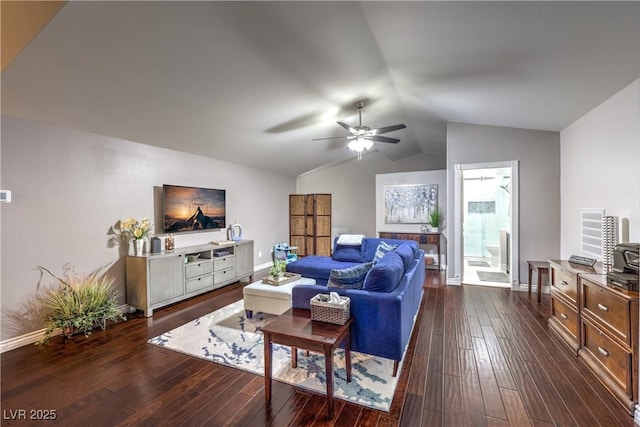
[477, 271, 510, 283]
[148, 300, 401, 411]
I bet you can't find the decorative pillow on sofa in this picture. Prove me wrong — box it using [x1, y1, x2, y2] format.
[328, 262, 374, 289]
[363, 251, 404, 292]
[336, 234, 365, 245]
[395, 243, 415, 270]
[332, 242, 365, 263]
[373, 241, 397, 264]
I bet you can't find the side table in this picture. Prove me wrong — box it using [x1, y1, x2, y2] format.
[527, 260, 550, 303]
[262, 308, 353, 419]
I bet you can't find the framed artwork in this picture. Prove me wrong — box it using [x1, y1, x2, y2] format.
[384, 184, 438, 224]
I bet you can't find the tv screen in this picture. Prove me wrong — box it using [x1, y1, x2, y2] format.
[163, 184, 226, 233]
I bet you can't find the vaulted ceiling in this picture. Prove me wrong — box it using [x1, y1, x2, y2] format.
[2, 2, 639, 176]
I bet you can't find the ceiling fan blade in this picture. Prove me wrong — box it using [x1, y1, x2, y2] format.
[368, 135, 400, 144]
[312, 136, 348, 141]
[337, 121, 357, 134]
[370, 124, 406, 135]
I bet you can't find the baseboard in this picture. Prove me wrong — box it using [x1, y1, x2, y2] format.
[0, 328, 58, 353]
[0, 304, 133, 353]
[254, 261, 273, 272]
[516, 284, 550, 294]
[446, 277, 461, 286]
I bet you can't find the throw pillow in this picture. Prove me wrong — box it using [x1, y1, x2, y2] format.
[395, 243, 415, 270]
[363, 251, 404, 293]
[373, 241, 397, 264]
[336, 234, 365, 245]
[328, 262, 374, 289]
[332, 242, 365, 263]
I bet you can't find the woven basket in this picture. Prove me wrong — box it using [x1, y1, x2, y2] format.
[310, 294, 350, 325]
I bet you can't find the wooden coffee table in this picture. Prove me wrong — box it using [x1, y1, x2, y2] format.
[262, 308, 353, 419]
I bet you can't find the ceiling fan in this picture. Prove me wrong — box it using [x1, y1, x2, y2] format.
[313, 101, 406, 159]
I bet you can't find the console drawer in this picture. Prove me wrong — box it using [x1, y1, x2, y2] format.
[214, 267, 235, 284]
[185, 260, 213, 280]
[427, 235, 439, 244]
[582, 277, 632, 346]
[185, 274, 213, 293]
[550, 294, 579, 340]
[551, 267, 578, 305]
[581, 319, 632, 395]
[214, 255, 235, 272]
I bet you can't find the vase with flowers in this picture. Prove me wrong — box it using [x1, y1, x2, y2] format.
[117, 217, 153, 255]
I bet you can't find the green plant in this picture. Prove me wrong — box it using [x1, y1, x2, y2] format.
[36, 264, 126, 345]
[429, 208, 444, 228]
[269, 260, 287, 278]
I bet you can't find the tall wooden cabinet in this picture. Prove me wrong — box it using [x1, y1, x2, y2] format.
[289, 194, 331, 257]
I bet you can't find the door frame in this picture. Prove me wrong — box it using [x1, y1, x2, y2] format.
[452, 160, 520, 290]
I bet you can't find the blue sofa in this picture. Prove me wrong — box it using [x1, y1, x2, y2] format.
[287, 237, 425, 372]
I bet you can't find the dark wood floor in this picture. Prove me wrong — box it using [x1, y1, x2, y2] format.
[1, 271, 636, 426]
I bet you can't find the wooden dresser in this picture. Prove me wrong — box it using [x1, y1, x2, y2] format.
[378, 232, 446, 270]
[548, 259, 639, 414]
[579, 273, 638, 414]
[548, 259, 604, 353]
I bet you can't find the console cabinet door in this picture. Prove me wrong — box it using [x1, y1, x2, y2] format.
[149, 254, 184, 304]
[235, 241, 254, 279]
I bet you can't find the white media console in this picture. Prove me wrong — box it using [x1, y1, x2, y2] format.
[126, 240, 253, 316]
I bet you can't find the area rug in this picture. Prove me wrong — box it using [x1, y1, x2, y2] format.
[468, 260, 491, 267]
[477, 271, 510, 283]
[148, 300, 401, 411]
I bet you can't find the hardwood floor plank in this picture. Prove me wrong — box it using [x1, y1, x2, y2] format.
[472, 336, 507, 420]
[480, 325, 517, 390]
[500, 387, 534, 427]
[424, 333, 444, 412]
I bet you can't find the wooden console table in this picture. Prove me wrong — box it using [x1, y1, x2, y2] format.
[378, 232, 446, 270]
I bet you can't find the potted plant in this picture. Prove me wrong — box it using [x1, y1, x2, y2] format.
[36, 264, 126, 345]
[269, 259, 287, 280]
[429, 208, 444, 232]
[116, 217, 153, 255]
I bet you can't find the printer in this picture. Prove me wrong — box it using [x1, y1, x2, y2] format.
[607, 243, 640, 291]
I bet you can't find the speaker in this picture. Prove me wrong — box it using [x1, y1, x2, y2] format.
[150, 237, 162, 253]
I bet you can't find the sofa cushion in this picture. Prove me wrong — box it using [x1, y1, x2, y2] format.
[286, 256, 361, 284]
[332, 242, 365, 263]
[363, 251, 404, 292]
[327, 262, 373, 290]
[395, 243, 415, 270]
[373, 241, 397, 264]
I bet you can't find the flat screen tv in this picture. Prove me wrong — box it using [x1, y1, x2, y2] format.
[163, 184, 226, 233]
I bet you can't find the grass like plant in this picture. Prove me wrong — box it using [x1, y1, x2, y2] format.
[36, 264, 126, 345]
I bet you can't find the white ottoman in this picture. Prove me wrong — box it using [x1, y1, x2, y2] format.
[243, 277, 316, 317]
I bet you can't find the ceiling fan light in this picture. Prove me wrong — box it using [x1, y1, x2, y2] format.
[347, 139, 363, 152]
[363, 139, 374, 150]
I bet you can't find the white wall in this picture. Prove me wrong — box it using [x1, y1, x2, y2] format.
[446, 123, 561, 285]
[296, 150, 445, 238]
[560, 79, 640, 256]
[0, 114, 295, 341]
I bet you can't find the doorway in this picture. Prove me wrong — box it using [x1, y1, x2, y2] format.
[453, 161, 519, 289]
